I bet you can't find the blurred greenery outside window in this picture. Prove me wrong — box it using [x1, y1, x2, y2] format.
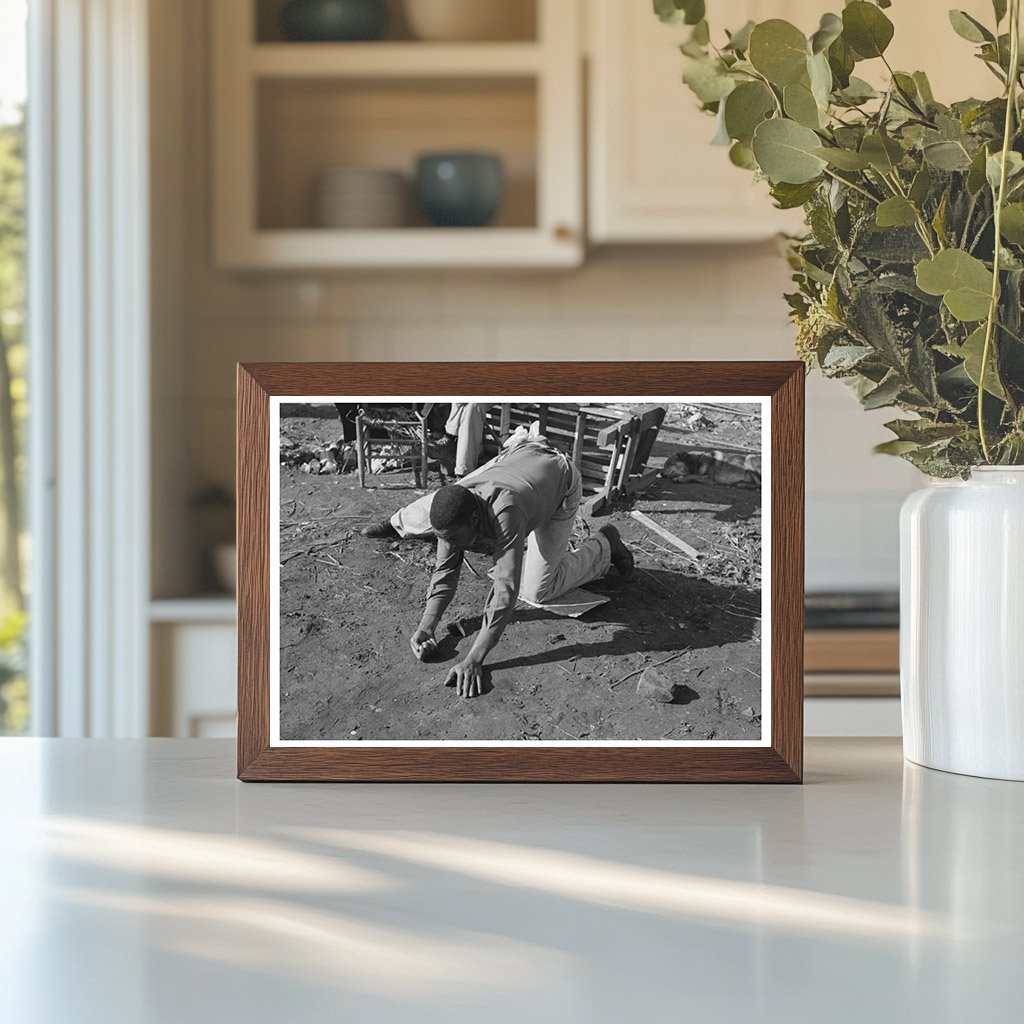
[0, 0, 28, 734]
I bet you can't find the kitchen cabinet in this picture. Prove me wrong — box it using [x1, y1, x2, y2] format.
[211, 0, 583, 269]
[586, 0, 999, 244]
[587, 0, 812, 243]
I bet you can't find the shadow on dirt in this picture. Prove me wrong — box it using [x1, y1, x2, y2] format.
[642, 477, 761, 523]
[484, 568, 759, 675]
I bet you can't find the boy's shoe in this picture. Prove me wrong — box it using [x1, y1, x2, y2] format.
[600, 524, 635, 582]
[361, 518, 399, 539]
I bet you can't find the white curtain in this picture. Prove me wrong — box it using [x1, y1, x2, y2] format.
[28, 0, 150, 736]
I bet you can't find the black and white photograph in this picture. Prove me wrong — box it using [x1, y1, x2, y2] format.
[270, 397, 769, 746]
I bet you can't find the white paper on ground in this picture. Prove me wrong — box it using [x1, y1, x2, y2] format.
[517, 588, 610, 618]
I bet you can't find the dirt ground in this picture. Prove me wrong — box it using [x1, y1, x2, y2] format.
[278, 403, 763, 742]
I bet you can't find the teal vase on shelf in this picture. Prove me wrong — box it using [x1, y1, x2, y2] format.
[280, 0, 388, 42]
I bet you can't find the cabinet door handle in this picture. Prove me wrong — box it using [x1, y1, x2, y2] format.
[553, 224, 575, 241]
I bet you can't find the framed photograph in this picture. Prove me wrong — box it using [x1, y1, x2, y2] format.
[237, 362, 804, 782]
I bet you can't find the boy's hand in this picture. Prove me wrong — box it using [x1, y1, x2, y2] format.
[410, 629, 437, 661]
[445, 656, 484, 698]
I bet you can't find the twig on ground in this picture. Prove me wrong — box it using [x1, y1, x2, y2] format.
[554, 724, 580, 740]
[608, 648, 691, 690]
[557, 663, 576, 677]
[711, 603, 761, 621]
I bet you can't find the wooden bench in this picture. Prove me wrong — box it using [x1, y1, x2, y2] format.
[481, 403, 666, 514]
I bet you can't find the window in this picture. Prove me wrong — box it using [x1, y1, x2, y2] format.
[0, 0, 28, 734]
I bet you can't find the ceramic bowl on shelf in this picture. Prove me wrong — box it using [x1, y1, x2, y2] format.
[415, 152, 504, 227]
[315, 167, 408, 229]
[280, 0, 388, 42]
[403, 0, 534, 42]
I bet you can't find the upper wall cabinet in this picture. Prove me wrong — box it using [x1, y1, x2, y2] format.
[212, 0, 583, 269]
[587, 0, 815, 244]
[586, 0, 999, 245]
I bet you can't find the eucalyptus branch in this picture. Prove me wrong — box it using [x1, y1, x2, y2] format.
[978, 0, 1021, 461]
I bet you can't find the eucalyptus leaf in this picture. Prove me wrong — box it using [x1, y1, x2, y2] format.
[876, 197, 919, 228]
[993, 0, 1008, 24]
[683, 57, 736, 104]
[724, 20, 755, 53]
[915, 249, 994, 322]
[827, 35, 856, 89]
[814, 146, 872, 170]
[748, 20, 809, 86]
[770, 180, 820, 209]
[729, 140, 758, 169]
[940, 326, 1006, 398]
[724, 81, 775, 144]
[948, 10, 994, 44]
[861, 133, 904, 173]
[752, 118, 828, 184]
[1000, 203, 1024, 245]
[653, 0, 705, 26]
[784, 80, 825, 129]
[842, 1, 895, 59]
[810, 13, 843, 54]
[923, 140, 973, 171]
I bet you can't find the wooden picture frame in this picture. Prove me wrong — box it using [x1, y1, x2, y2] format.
[237, 362, 804, 782]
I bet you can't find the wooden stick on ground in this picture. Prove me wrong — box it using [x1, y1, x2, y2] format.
[629, 510, 701, 562]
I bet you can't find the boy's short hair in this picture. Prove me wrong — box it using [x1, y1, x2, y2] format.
[429, 485, 477, 531]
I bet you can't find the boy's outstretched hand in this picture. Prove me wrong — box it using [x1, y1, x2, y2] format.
[445, 656, 484, 698]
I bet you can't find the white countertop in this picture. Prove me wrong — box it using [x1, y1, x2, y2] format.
[1, 738, 1020, 1023]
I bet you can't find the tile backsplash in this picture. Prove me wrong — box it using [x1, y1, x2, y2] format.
[180, 246, 916, 593]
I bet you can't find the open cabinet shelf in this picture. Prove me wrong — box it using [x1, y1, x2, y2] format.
[212, 0, 582, 269]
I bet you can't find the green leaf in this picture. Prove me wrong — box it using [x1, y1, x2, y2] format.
[967, 144, 991, 194]
[885, 418, 963, 443]
[948, 10, 994, 44]
[837, 76, 879, 104]
[653, 0, 705, 26]
[915, 249, 994, 322]
[913, 71, 935, 104]
[909, 164, 933, 205]
[876, 197, 918, 228]
[923, 140, 972, 171]
[814, 146, 872, 170]
[691, 19, 710, 45]
[842, 1, 895, 59]
[748, 20, 809, 87]
[1000, 203, 1024, 245]
[808, 51, 833, 108]
[682, 57, 736, 104]
[810, 12, 843, 54]
[862, 374, 903, 409]
[784, 80, 824, 129]
[860, 133, 904, 173]
[729, 140, 757, 169]
[723, 81, 775, 144]
[770, 180, 820, 209]
[751, 118, 828, 184]
[986, 150, 1024, 191]
[724, 20, 755, 53]
[993, 0, 1008, 24]
[939, 325, 1006, 398]
[827, 36, 856, 89]
[874, 439, 922, 455]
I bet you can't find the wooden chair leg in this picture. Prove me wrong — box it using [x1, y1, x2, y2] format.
[356, 415, 366, 488]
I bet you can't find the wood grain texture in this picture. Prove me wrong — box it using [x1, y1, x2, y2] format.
[236, 362, 805, 783]
[805, 629, 899, 674]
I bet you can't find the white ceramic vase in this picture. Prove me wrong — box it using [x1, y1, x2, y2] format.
[900, 467, 1024, 780]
